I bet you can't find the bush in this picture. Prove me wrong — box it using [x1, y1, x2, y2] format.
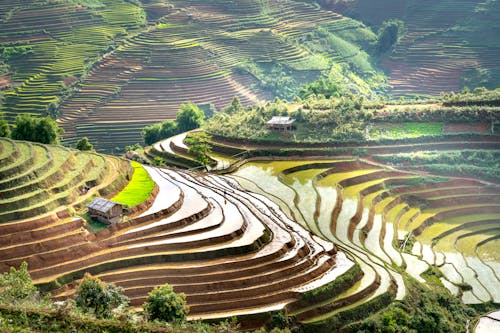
[76, 137, 94, 151]
[74, 273, 128, 319]
[143, 284, 189, 323]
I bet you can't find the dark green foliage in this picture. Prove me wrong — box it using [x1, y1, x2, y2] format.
[375, 20, 404, 54]
[344, 279, 476, 333]
[74, 273, 128, 319]
[143, 284, 189, 323]
[142, 120, 179, 145]
[0, 306, 237, 333]
[184, 132, 213, 167]
[299, 77, 343, 99]
[76, 137, 94, 151]
[0, 118, 10, 137]
[1, 45, 33, 61]
[204, 93, 370, 142]
[268, 311, 290, 330]
[142, 102, 204, 145]
[0, 262, 40, 307]
[11, 114, 63, 144]
[176, 102, 204, 133]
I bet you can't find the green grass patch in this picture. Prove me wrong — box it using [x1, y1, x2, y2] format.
[369, 122, 443, 139]
[111, 161, 155, 207]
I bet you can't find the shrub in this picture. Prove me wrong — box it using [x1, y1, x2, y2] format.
[143, 284, 189, 323]
[76, 137, 94, 151]
[74, 273, 128, 319]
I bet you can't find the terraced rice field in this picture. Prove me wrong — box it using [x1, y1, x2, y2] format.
[54, 0, 377, 152]
[151, 133, 495, 326]
[0, 0, 144, 121]
[0, 138, 366, 329]
[332, 0, 500, 95]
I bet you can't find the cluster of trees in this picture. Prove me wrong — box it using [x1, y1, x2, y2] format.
[374, 105, 499, 124]
[204, 94, 372, 142]
[0, 263, 189, 324]
[0, 114, 63, 144]
[142, 102, 204, 145]
[374, 20, 405, 54]
[0, 263, 295, 332]
[345, 276, 478, 333]
[0, 114, 95, 150]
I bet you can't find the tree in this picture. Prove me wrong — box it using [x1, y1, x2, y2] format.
[0, 262, 40, 306]
[76, 137, 93, 151]
[160, 119, 177, 138]
[143, 283, 189, 322]
[11, 114, 62, 144]
[142, 123, 162, 145]
[376, 19, 404, 54]
[74, 273, 128, 319]
[184, 132, 212, 167]
[176, 102, 204, 132]
[0, 118, 10, 138]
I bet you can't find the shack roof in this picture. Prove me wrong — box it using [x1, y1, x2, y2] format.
[87, 197, 121, 213]
[266, 116, 295, 125]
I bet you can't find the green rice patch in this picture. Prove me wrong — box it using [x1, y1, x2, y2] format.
[111, 161, 155, 207]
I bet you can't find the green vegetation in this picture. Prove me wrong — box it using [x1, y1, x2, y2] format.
[375, 20, 405, 54]
[143, 284, 189, 323]
[175, 102, 205, 133]
[203, 88, 499, 144]
[142, 102, 205, 145]
[369, 123, 443, 139]
[75, 273, 128, 319]
[0, 263, 239, 332]
[0, 117, 10, 137]
[344, 279, 478, 333]
[76, 137, 94, 151]
[374, 150, 500, 181]
[204, 93, 371, 142]
[0, 262, 44, 308]
[11, 114, 63, 144]
[184, 132, 213, 167]
[111, 161, 155, 207]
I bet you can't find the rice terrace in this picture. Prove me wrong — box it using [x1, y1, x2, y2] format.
[0, 1, 499, 332]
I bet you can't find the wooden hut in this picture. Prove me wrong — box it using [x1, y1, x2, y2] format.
[87, 198, 123, 225]
[266, 116, 295, 132]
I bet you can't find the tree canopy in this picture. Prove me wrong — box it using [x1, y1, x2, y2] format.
[74, 273, 129, 319]
[184, 132, 213, 167]
[0, 118, 10, 138]
[143, 283, 189, 323]
[0, 262, 40, 307]
[376, 19, 404, 54]
[76, 137, 93, 151]
[11, 114, 63, 144]
[142, 102, 204, 145]
[176, 102, 204, 132]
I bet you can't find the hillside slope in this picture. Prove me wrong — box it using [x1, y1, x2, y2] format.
[328, 0, 500, 95]
[0, 0, 385, 152]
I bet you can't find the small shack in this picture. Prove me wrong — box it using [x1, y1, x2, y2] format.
[87, 198, 123, 225]
[266, 116, 295, 132]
